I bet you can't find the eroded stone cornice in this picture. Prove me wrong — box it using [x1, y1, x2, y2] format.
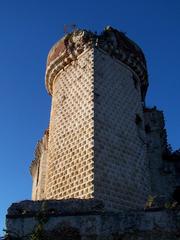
[45, 27, 148, 98]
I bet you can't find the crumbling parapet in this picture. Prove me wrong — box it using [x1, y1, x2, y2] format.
[46, 26, 148, 98]
[144, 107, 178, 200]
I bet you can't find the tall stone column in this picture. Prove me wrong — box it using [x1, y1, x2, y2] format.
[41, 27, 149, 211]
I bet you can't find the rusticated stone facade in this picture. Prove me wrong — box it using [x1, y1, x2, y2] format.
[46, 48, 94, 200]
[30, 26, 179, 211]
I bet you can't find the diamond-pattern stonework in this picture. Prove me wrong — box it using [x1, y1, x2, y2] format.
[93, 49, 150, 210]
[45, 49, 94, 199]
[43, 46, 150, 209]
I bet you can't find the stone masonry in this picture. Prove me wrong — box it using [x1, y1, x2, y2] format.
[46, 48, 94, 200]
[93, 48, 149, 209]
[30, 129, 49, 200]
[144, 108, 176, 199]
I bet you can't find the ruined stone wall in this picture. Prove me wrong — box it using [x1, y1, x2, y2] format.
[30, 158, 39, 200]
[6, 200, 180, 240]
[30, 130, 49, 200]
[45, 48, 94, 199]
[144, 108, 176, 199]
[93, 48, 150, 210]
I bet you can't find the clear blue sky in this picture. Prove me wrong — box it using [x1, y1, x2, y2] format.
[0, 0, 179, 234]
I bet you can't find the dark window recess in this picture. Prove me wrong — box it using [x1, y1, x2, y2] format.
[94, 92, 100, 98]
[145, 124, 151, 133]
[173, 186, 180, 204]
[135, 114, 142, 125]
[36, 165, 40, 186]
[133, 75, 138, 89]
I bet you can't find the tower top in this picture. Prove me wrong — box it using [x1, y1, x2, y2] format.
[45, 26, 148, 97]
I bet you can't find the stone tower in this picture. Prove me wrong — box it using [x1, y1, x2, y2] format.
[30, 27, 150, 211]
[7, 26, 180, 240]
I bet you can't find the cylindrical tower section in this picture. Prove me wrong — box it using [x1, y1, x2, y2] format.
[44, 27, 149, 210]
[45, 30, 95, 199]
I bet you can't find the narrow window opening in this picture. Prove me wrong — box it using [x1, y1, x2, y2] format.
[145, 124, 151, 133]
[135, 114, 142, 126]
[133, 75, 138, 89]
